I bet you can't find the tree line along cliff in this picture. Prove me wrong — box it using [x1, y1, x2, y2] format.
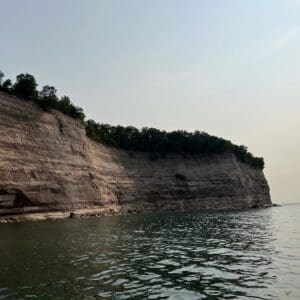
[0, 70, 264, 169]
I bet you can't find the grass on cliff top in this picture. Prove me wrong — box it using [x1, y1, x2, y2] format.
[0, 70, 264, 169]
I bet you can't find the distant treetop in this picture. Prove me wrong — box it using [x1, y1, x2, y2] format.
[0, 69, 265, 169]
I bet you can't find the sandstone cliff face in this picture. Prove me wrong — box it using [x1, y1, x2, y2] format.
[0, 92, 271, 220]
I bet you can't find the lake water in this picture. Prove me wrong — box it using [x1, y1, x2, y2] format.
[0, 204, 299, 299]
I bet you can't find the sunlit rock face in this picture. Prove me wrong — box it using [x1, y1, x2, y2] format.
[0, 91, 272, 218]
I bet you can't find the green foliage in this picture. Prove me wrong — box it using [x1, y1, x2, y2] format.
[0, 70, 85, 123]
[84, 122, 265, 169]
[1, 79, 12, 92]
[57, 96, 85, 122]
[0, 70, 12, 93]
[37, 85, 59, 111]
[12, 73, 38, 100]
[175, 173, 186, 181]
[0, 69, 265, 169]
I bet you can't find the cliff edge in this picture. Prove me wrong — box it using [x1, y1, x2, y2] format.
[0, 92, 272, 222]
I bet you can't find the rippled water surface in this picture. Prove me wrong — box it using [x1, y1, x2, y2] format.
[0, 204, 300, 299]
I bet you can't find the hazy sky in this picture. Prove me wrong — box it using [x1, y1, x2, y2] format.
[1, 0, 299, 204]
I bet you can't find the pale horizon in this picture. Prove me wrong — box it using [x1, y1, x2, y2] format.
[1, 0, 299, 204]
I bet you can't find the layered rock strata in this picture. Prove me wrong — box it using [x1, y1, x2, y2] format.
[0, 92, 272, 222]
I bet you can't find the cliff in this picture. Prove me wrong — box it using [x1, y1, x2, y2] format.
[0, 92, 272, 222]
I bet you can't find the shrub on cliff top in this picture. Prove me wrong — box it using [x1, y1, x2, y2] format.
[13, 73, 38, 101]
[37, 85, 59, 111]
[0, 70, 85, 123]
[84, 121, 264, 169]
[1, 79, 12, 93]
[0, 69, 265, 169]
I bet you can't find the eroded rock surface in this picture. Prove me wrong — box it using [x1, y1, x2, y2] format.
[0, 92, 272, 221]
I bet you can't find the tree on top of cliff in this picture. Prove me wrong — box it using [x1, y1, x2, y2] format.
[0, 70, 12, 93]
[37, 85, 59, 111]
[12, 73, 38, 101]
[57, 96, 85, 122]
[84, 121, 265, 169]
[0, 69, 85, 123]
[0, 69, 265, 169]
[36, 88, 85, 122]
[1, 79, 12, 92]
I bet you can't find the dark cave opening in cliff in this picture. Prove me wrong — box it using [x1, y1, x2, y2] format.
[0, 190, 32, 208]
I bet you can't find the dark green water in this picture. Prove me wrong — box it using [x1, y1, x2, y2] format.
[0, 204, 299, 299]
